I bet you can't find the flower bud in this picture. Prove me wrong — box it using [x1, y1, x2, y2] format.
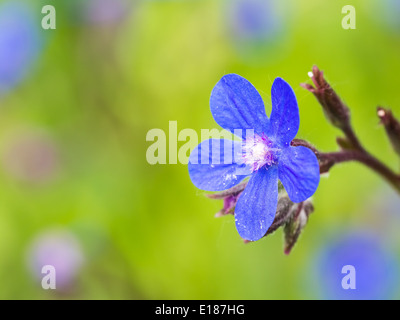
[336, 136, 354, 150]
[206, 182, 247, 217]
[377, 107, 400, 157]
[264, 195, 295, 236]
[215, 194, 240, 217]
[207, 184, 314, 250]
[283, 200, 314, 255]
[301, 66, 350, 130]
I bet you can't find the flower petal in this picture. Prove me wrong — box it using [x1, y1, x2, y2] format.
[278, 146, 320, 203]
[234, 166, 278, 241]
[269, 77, 299, 147]
[210, 74, 269, 139]
[188, 139, 251, 191]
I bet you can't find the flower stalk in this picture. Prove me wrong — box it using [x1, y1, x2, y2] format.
[299, 66, 400, 194]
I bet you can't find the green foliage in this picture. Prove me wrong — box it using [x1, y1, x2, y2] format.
[0, 0, 399, 299]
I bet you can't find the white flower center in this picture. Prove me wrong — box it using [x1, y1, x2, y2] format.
[242, 134, 279, 172]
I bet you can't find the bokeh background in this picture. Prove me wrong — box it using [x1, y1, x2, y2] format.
[0, 0, 399, 299]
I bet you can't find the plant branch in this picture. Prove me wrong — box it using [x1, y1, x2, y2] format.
[298, 65, 400, 193]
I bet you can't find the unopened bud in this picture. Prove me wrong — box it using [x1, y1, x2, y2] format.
[264, 196, 296, 236]
[283, 200, 314, 255]
[336, 136, 353, 150]
[206, 182, 247, 217]
[301, 66, 350, 130]
[377, 107, 400, 157]
[243, 195, 296, 244]
[206, 181, 247, 200]
[215, 194, 240, 217]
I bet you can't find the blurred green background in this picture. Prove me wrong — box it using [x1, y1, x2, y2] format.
[0, 0, 399, 299]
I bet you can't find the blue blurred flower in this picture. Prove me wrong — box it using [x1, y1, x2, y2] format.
[314, 232, 398, 300]
[383, 0, 400, 30]
[27, 229, 85, 290]
[227, 0, 280, 42]
[188, 74, 320, 241]
[0, 1, 43, 93]
[225, 0, 287, 64]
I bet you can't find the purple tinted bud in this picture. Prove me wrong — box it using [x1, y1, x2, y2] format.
[0, 1, 43, 93]
[207, 182, 247, 217]
[216, 194, 240, 217]
[314, 232, 398, 299]
[27, 229, 85, 289]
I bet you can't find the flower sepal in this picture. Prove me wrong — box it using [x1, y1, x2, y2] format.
[206, 181, 248, 217]
[283, 200, 314, 255]
[301, 66, 350, 130]
[207, 182, 308, 248]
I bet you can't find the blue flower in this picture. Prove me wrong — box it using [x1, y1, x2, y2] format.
[226, 0, 281, 43]
[385, 0, 400, 30]
[188, 74, 320, 241]
[0, 1, 43, 93]
[313, 232, 398, 300]
[224, 0, 288, 65]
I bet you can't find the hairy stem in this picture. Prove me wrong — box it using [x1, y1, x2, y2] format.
[341, 125, 365, 152]
[292, 139, 400, 193]
[321, 150, 400, 192]
[300, 65, 400, 194]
